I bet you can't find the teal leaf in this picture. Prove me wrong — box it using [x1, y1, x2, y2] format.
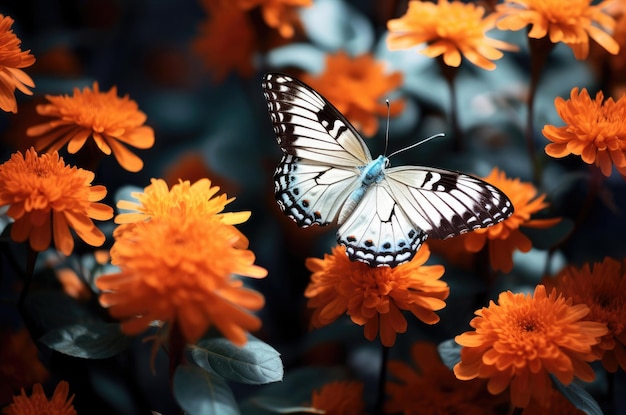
[39, 322, 132, 359]
[190, 335, 283, 385]
[250, 397, 323, 414]
[521, 218, 574, 250]
[173, 365, 239, 415]
[552, 376, 603, 415]
[437, 339, 461, 370]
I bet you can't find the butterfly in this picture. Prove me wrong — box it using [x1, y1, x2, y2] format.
[262, 73, 513, 268]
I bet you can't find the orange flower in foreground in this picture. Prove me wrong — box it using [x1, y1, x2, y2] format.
[0, 14, 35, 113]
[543, 88, 626, 177]
[0, 148, 113, 255]
[548, 257, 626, 372]
[193, 2, 257, 81]
[460, 167, 560, 273]
[386, 342, 506, 415]
[454, 285, 607, 408]
[26, 82, 155, 172]
[310, 381, 366, 415]
[386, 0, 517, 71]
[301, 51, 405, 137]
[3, 381, 75, 415]
[97, 179, 266, 345]
[305, 244, 448, 347]
[496, 0, 620, 59]
[236, 0, 312, 38]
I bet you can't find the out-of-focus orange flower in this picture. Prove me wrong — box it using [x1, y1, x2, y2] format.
[386, 0, 517, 71]
[386, 342, 507, 415]
[305, 244, 448, 347]
[0, 14, 35, 114]
[459, 167, 560, 273]
[0, 148, 113, 255]
[521, 387, 585, 414]
[301, 51, 405, 137]
[547, 257, 626, 372]
[0, 328, 48, 406]
[454, 285, 607, 409]
[236, 0, 312, 38]
[193, 2, 257, 82]
[496, 0, 620, 59]
[26, 82, 154, 172]
[310, 381, 366, 415]
[96, 179, 266, 346]
[543, 88, 626, 177]
[3, 381, 75, 415]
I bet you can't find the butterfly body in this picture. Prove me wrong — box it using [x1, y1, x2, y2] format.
[263, 73, 513, 268]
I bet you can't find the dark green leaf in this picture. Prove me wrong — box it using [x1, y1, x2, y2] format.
[173, 365, 239, 415]
[521, 218, 573, 250]
[437, 339, 461, 370]
[190, 335, 283, 385]
[551, 376, 603, 415]
[39, 322, 132, 359]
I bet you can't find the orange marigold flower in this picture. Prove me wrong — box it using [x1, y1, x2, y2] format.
[310, 381, 366, 415]
[3, 381, 76, 415]
[0, 148, 113, 255]
[496, 0, 620, 59]
[547, 257, 626, 373]
[26, 82, 155, 172]
[97, 180, 266, 346]
[0, 14, 35, 114]
[305, 244, 448, 347]
[192, 2, 257, 82]
[386, 0, 517, 71]
[521, 387, 585, 415]
[461, 167, 561, 273]
[301, 51, 405, 137]
[454, 285, 608, 409]
[236, 0, 312, 38]
[386, 342, 507, 415]
[542, 87, 626, 177]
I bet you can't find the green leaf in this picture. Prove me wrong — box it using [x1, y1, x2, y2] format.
[551, 376, 603, 415]
[190, 335, 283, 385]
[437, 339, 461, 370]
[39, 322, 132, 359]
[249, 397, 323, 414]
[521, 218, 574, 250]
[174, 365, 239, 415]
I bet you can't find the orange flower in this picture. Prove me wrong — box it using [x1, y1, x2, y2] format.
[96, 179, 266, 345]
[0, 14, 35, 113]
[386, 0, 517, 71]
[543, 87, 626, 177]
[0, 148, 113, 255]
[236, 0, 312, 38]
[0, 328, 48, 405]
[305, 244, 448, 347]
[521, 387, 585, 415]
[386, 342, 507, 415]
[496, 0, 620, 59]
[310, 381, 366, 415]
[192, 2, 257, 81]
[460, 167, 561, 273]
[26, 82, 155, 172]
[454, 285, 607, 408]
[547, 257, 626, 372]
[3, 381, 75, 415]
[301, 51, 405, 137]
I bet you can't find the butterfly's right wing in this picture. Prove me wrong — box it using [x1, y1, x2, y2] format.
[262, 73, 372, 166]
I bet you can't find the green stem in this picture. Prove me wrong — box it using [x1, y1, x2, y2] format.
[374, 345, 391, 415]
[17, 245, 38, 311]
[437, 58, 462, 152]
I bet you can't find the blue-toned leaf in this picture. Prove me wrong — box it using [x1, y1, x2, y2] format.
[39, 322, 132, 359]
[521, 218, 574, 250]
[190, 335, 283, 385]
[250, 397, 322, 414]
[173, 365, 239, 415]
[552, 376, 603, 415]
[437, 339, 461, 370]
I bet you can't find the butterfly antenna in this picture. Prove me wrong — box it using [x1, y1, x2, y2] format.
[387, 133, 446, 159]
[383, 100, 391, 156]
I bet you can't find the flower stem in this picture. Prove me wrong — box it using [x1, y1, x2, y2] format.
[17, 246, 38, 311]
[168, 321, 187, 387]
[526, 36, 555, 184]
[512, 407, 524, 415]
[437, 58, 462, 152]
[374, 345, 390, 415]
